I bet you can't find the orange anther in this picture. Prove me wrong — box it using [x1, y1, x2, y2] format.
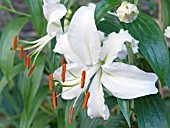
[61, 64, 66, 82]
[49, 74, 53, 91]
[69, 106, 74, 124]
[19, 46, 24, 59]
[81, 70, 86, 88]
[27, 56, 30, 69]
[52, 92, 57, 109]
[82, 92, 90, 110]
[27, 65, 35, 77]
[13, 35, 18, 50]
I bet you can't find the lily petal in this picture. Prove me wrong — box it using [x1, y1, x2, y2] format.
[100, 29, 138, 64]
[101, 62, 158, 99]
[53, 33, 82, 64]
[68, 5, 101, 65]
[43, 0, 60, 5]
[43, 3, 67, 22]
[164, 26, 170, 38]
[87, 71, 110, 120]
[53, 63, 84, 99]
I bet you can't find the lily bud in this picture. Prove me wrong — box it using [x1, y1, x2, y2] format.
[116, 1, 139, 23]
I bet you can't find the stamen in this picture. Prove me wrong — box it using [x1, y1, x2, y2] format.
[19, 46, 24, 59]
[27, 65, 35, 77]
[82, 92, 90, 110]
[62, 56, 65, 65]
[69, 106, 74, 124]
[52, 92, 57, 109]
[27, 56, 30, 69]
[13, 35, 18, 50]
[61, 64, 66, 82]
[24, 53, 27, 66]
[49, 74, 53, 91]
[81, 70, 86, 88]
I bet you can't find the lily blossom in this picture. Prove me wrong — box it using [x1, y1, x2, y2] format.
[116, 1, 139, 23]
[164, 26, 170, 38]
[53, 4, 158, 120]
[43, 0, 67, 36]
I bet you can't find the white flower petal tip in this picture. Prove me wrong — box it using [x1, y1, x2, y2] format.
[43, 0, 60, 5]
[101, 62, 158, 99]
[164, 26, 170, 38]
[43, 2, 67, 36]
[100, 29, 139, 63]
[68, 5, 101, 65]
[87, 72, 110, 120]
[116, 1, 139, 23]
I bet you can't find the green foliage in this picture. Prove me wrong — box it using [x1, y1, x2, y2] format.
[161, 0, 170, 30]
[24, 0, 45, 37]
[94, 0, 120, 24]
[135, 94, 170, 128]
[98, 13, 169, 84]
[0, 16, 29, 86]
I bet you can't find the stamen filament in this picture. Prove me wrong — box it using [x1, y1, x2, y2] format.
[52, 92, 57, 109]
[82, 92, 90, 110]
[13, 35, 18, 50]
[19, 46, 24, 59]
[69, 106, 74, 124]
[49, 74, 53, 91]
[81, 70, 86, 88]
[27, 65, 35, 77]
[61, 64, 66, 82]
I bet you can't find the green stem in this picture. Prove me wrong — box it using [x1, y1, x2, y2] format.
[125, 42, 134, 65]
[0, 5, 31, 17]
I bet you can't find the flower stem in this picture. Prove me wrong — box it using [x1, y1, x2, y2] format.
[0, 5, 31, 17]
[125, 42, 134, 65]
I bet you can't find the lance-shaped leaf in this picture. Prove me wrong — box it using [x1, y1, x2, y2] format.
[0, 16, 29, 86]
[135, 94, 170, 128]
[94, 0, 120, 24]
[161, 0, 170, 30]
[25, 0, 45, 37]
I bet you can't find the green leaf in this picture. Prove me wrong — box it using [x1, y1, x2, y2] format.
[0, 63, 25, 94]
[80, 114, 101, 128]
[25, 0, 45, 37]
[105, 96, 117, 110]
[19, 86, 49, 128]
[19, 55, 46, 128]
[0, 16, 29, 86]
[104, 115, 129, 128]
[121, 14, 169, 83]
[165, 49, 170, 88]
[161, 0, 170, 30]
[94, 0, 120, 24]
[117, 99, 131, 128]
[98, 13, 169, 83]
[61, 0, 76, 9]
[135, 94, 170, 128]
[65, 94, 84, 128]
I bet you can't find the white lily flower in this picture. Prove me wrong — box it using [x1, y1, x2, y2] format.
[116, 1, 139, 23]
[164, 26, 170, 38]
[53, 5, 158, 120]
[43, 0, 67, 36]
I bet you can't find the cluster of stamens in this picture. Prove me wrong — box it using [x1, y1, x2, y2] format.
[12, 35, 35, 77]
[48, 56, 91, 124]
